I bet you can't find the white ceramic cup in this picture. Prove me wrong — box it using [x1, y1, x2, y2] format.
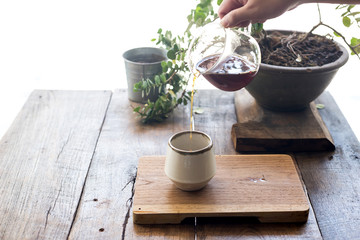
[165, 130, 216, 191]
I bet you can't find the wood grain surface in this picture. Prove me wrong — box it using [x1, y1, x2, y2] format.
[67, 89, 194, 240]
[176, 90, 322, 240]
[0, 90, 111, 239]
[295, 92, 360, 240]
[232, 89, 334, 152]
[67, 90, 321, 239]
[1, 89, 358, 239]
[134, 155, 309, 224]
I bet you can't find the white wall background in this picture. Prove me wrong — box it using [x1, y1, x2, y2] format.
[0, 1, 359, 140]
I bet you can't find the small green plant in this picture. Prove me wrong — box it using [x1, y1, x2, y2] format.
[252, 4, 360, 60]
[302, 4, 360, 59]
[132, 0, 218, 123]
[336, 4, 360, 56]
[132, 29, 190, 122]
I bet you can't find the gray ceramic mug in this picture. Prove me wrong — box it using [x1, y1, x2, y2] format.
[123, 47, 167, 103]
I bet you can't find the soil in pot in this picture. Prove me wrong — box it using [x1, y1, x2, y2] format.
[258, 31, 343, 67]
[244, 30, 348, 111]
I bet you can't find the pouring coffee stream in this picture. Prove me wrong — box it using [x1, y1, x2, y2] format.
[190, 70, 199, 141]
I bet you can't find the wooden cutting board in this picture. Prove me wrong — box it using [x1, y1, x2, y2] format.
[133, 155, 309, 224]
[231, 89, 335, 152]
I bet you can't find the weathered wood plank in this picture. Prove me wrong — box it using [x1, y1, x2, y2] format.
[191, 92, 322, 240]
[195, 156, 322, 239]
[232, 89, 334, 152]
[68, 90, 237, 239]
[69, 90, 323, 239]
[134, 155, 309, 224]
[295, 92, 360, 240]
[0, 90, 112, 240]
[196, 211, 321, 240]
[68, 89, 194, 239]
[6, 89, 354, 239]
[190, 90, 238, 155]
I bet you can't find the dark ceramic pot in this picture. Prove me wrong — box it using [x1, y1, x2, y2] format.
[245, 31, 349, 111]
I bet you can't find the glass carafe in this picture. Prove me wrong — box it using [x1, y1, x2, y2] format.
[188, 20, 261, 91]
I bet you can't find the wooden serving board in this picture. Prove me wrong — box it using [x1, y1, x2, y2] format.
[231, 89, 335, 152]
[133, 155, 309, 224]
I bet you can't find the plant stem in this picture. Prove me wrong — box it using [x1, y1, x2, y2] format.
[320, 23, 360, 59]
[302, 3, 360, 59]
[162, 78, 191, 116]
[317, 3, 322, 23]
[302, 21, 360, 60]
[166, 70, 178, 85]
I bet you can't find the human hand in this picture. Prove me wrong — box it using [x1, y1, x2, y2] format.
[218, 0, 301, 28]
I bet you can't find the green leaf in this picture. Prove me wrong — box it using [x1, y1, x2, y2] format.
[160, 95, 167, 102]
[147, 78, 153, 85]
[160, 73, 167, 83]
[173, 44, 179, 52]
[133, 82, 142, 92]
[180, 61, 186, 70]
[316, 104, 325, 109]
[154, 99, 161, 109]
[350, 37, 360, 45]
[347, 4, 355, 12]
[333, 31, 341, 37]
[167, 50, 176, 60]
[154, 75, 161, 85]
[163, 38, 172, 48]
[336, 4, 347, 10]
[348, 11, 360, 17]
[161, 61, 168, 72]
[343, 16, 351, 27]
[251, 23, 263, 35]
[165, 30, 172, 39]
[187, 14, 193, 22]
[341, 12, 349, 17]
[350, 37, 360, 54]
[133, 106, 140, 112]
[167, 61, 173, 68]
[168, 90, 176, 98]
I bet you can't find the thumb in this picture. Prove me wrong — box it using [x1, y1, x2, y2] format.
[220, 6, 253, 28]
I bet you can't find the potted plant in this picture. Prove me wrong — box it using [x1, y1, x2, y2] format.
[123, 47, 167, 103]
[245, 4, 359, 111]
[132, 0, 359, 121]
[132, 0, 218, 122]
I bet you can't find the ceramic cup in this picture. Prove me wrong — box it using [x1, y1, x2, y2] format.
[165, 130, 216, 191]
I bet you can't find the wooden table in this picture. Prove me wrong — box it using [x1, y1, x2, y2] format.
[0, 89, 359, 240]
